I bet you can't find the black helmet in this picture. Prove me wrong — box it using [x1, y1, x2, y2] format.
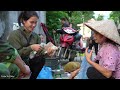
[74, 33, 82, 41]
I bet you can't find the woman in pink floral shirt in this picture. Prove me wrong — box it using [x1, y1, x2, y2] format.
[84, 20, 120, 79]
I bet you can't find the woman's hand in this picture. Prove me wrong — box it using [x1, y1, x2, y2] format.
[30, 44, 42, 51]
[19, 65, 31, 79]
[47, 47, 55, 57]
[24, 65, 31, 75]
[69, 68, 80, 79]
[85, 47, 93, 62]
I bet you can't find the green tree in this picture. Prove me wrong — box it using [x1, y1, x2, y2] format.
[46, 11, 94, 32]
[46, 11, 95, 42]
[109, 11, 120, 25]
[64, 11, 95, 29]
[46, 11, 68, 44]
[46, 11, 68, 33]
[97, 14, 104, 20]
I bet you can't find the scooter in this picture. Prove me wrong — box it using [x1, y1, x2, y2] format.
[56, 27, 83, 61]
[40, 23, 83, 69]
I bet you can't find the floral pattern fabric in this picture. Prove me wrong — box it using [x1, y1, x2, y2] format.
[94, 42, 120, 79]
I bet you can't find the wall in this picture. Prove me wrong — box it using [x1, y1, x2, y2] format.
[0, 11, 9, 40]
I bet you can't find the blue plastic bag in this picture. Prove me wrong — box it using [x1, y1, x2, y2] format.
[37, 66, 53, 79]
[74, 49, 92, 79]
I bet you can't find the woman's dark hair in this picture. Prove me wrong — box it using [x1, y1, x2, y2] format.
[60, 17, 66, 21]
[61, 17, 70, 26]
[18, 11, 39, 26]
[61, 17, 69, 22]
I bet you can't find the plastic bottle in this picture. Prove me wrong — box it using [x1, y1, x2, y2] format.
[29, 51, 37, 59]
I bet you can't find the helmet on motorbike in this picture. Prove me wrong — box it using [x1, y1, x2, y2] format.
[74, 33, 82, 41]
[62, 27, 77, 34]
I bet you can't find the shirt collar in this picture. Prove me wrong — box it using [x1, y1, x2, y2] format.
[20, 26, 33, 37]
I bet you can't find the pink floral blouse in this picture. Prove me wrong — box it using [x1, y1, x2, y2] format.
[94, 42, 120, 79]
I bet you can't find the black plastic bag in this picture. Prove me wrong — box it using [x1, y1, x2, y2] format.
[29, 55, 45, 79]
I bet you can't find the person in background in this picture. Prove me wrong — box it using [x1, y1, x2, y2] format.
[8, 11, 53, 79]
[85, 20, 120, 79]
[53, 17, 70, 34]
[61, 17, 70, 28]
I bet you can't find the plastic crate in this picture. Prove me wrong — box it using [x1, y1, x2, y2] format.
[45, 57, 60, 70]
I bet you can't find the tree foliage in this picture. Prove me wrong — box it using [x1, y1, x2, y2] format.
[109, 11, 120, 25]
[46, 11, 94, 37]
[64, 11, 95, 29]
[96, 14, 104, 20]
[46, 11, 68, 32]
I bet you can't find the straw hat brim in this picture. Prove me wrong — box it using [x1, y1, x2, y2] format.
[84, 20, 120, 45]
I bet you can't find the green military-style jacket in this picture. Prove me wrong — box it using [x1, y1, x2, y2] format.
[8, 26, 41, 64]
[0, 40, 20, 79]
[0, 40, 18, 63]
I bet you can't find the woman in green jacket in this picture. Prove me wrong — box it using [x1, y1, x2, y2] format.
[8, 11, 53, 79]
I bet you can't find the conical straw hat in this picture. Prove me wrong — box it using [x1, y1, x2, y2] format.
[84, 20, 120, 45]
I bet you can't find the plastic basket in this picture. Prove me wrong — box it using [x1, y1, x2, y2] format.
[45, 57, 59, 70]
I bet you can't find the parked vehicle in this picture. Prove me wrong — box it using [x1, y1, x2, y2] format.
[56, 27, 83, 61]
[40, 23, 84, 69]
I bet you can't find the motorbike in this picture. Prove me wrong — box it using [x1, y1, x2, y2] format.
[40, 23, 84, 69]
[56, 27, 83, 62]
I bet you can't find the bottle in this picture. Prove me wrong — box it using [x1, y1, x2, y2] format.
[61, 72, 71, 79]
[29, 51, 37, 59]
